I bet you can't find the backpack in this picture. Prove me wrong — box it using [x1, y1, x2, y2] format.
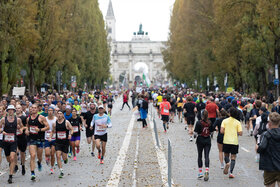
[200, 120, 211, 137]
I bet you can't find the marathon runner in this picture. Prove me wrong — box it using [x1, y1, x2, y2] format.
[221, 107, 243, 178]
[90, 105, 112, 164]
[15, 104, 28, 175]
[183, 96, 197, 141]
[194, 110, 213, 181]
[50, 110, 73, 178]
[26, 104, 50, 181]
[82, 103, 97, 157]
[45, 107, 57, 174]
[69, 108, 82, 161]
[107, 95, 114, 117]
[160, 96, 171, 133]
[0, 105, 22, 184]
[0, 106, 5, 173]
[176, 93, 184, 123]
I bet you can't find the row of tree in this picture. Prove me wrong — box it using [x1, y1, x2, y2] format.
[0, 0, 110, 95]
[163, 0, 280, 94]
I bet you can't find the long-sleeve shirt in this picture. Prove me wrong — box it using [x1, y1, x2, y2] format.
[90, 114, 112, 136]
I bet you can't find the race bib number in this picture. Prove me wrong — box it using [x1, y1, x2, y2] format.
[164, 108, 169, 113]
[97, 125, 105, 131]
[4, 133, 15, 142]
[108, 102, 112, 105]
[16, 129, 22, 136]
[57, 131, 66, 139]
[45, 130, 51, 139]
[73, 126, 79, 133]
[0, 133, 3, 140]
[30, 126, 38, 134]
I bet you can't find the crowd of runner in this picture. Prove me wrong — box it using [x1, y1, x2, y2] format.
[0, 87, 279, 186]
[0, 90, 115, 183]
[139, 88, 279, 186]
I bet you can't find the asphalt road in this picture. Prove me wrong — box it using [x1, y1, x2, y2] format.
[0, 99, 265, 187]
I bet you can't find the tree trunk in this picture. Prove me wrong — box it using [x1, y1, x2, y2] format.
[261, 68, 267, 96]
[0, 61, 2, 97]
[29, 55, 35, 95]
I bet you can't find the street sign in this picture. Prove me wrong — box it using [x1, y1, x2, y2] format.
[274, 79, 279, 85]
[20, 69, 27, 77]
[71, 82, 77, 88]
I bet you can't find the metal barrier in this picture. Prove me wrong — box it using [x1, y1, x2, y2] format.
[153, 119, 160, 148]
[168, 139, 172, 187]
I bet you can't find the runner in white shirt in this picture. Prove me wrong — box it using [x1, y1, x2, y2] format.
[44, 107, 57, 174]
[90, 105, 112, 164]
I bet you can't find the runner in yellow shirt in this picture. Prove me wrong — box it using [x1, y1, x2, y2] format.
[221, 107, 243, 179]
[156, 93, 163, 118]
[176, 94, 185, 123]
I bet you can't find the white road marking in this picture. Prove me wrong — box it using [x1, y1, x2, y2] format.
[107, 115, 135, 187]
[149, 116, 174, 187]
[132, 125, 140, 187]
[241, 147, 250, 153]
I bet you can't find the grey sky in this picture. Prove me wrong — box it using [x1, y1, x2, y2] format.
[98, 0, 175, 41]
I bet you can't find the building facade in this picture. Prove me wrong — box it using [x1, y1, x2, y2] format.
[106, 0, 169, 87]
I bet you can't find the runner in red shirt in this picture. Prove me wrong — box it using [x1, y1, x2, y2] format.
[160, 96, 171, 133]
[205, 97, 219, 126]
[120, 91, 131, 111]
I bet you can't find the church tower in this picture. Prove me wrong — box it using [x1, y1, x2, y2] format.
[106, 0, 116, 41]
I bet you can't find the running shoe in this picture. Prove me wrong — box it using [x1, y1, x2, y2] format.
[229, 173, 235, 178]
[164, 130, 167, 133]
[223, 163, 230, 175]
[91, 152, 95, 157]
[73, 156, 77, 161]
[8, 176, 12, 184]
[197, 173, 203, 179]
[31, 174, 36, 181]
[37, 161, 42, 172]
[22, 165, 26, 175]
[100, 159, 104, 164]
[64, 159, 68, 164]
[204, 172, 209, 181]
[59, 172, 64, 178]
[220, 163, 224, 169]
[190, 137, 193, 142]
[50, 168, 54, 174]
[68, 152, 72, 158]
[76, 148, 80, 154]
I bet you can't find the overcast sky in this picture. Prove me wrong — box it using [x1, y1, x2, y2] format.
[98, 0, 175, 41]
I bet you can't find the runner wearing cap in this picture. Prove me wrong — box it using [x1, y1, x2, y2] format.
[90, 105, 112, 164]
[0, 105, 22, 184]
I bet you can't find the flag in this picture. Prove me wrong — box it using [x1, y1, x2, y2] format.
[142, 72, 151, 87]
